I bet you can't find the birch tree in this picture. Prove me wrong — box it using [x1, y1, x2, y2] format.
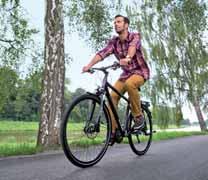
[37, 0, 65, 147]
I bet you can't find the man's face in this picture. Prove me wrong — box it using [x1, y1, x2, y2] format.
[114, 17, 128, 34]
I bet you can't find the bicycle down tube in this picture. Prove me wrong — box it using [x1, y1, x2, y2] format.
[104, 81, 130, 137]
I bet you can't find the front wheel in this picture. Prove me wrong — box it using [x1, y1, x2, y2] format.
[128, 107, 152, 156]
[60, 94, 111, 168]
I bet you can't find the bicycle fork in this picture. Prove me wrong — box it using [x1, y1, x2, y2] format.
[84, 92, 106, 134]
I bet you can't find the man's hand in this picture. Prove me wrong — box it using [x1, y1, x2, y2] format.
[120, 58, 130, 66]
[82, 65, 91, 73]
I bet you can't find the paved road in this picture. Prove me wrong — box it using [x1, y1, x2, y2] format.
[0, 135, 208, 180]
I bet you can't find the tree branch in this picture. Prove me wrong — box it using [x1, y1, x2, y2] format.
[5, 3, 19, 12]
[0, 38, 15, 43]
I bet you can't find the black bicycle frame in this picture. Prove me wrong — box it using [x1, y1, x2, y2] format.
[99, 71, 131, 137]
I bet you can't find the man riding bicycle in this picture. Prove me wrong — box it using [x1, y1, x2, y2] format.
[82, 14, 150, 144]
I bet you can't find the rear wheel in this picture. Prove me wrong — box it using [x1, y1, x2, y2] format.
[60, 94, 111, 168]
[128, 107, 152, 156]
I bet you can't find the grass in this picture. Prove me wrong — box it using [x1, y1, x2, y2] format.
[0, 143, 39, 157]
[0, 120, 207, 157]
[0, 121, 39, 157]
[152, 131, 207, 141]
[0, 121, 38, 131]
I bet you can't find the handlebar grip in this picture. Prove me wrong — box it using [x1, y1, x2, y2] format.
[112, 61, 120, 69]
[88, 69, 95, 74]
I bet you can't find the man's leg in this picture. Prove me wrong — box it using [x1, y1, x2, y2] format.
[124, 74, 144, 118]
[108, 80, 125, 133]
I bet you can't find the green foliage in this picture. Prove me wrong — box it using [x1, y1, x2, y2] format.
[152, 104, 179, 129]
[0, 65, 73, 121]
[151, 100, 184, 128]
[0, 69, 42, 121]
[0, 0, 38, 69]
[0, 66, 18, 112]
[14, 71, 42, 120]
[0, 0, 19, 7]
[127, 0, 208, 125]
[66, 0, 121, 50]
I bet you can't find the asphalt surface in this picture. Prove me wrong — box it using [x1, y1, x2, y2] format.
[0, 135, 208, 180]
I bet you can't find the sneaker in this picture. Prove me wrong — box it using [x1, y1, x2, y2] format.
[132, 115, 145, 132]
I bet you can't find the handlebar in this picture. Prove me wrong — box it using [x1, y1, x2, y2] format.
[87, 61, 120, 74]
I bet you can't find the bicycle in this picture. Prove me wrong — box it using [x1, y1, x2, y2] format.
[60, 61, 153, 168]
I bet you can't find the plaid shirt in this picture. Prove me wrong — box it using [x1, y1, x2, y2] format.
[97, 32, 150, 81]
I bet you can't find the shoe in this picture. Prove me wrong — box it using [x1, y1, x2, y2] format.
[132, 115, 145, 132]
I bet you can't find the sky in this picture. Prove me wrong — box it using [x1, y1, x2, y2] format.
[20, 0, 207, 122]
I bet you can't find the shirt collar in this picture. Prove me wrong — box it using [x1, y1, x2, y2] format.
[117, 31, 130, 43]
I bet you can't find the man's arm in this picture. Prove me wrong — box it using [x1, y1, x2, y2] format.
[120, 33, 140, 66]
[127, 33, 141, 60]
[127, 46, 136, 59]
[82, 54, 102, 72]
[120, 46, 136, 66]
[82, 38, 115, 72]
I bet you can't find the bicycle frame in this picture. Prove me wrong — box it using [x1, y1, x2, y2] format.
[93, 68, 131, 137]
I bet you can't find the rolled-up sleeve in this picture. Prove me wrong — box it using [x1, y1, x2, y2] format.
[96, 39, 114, 60]
[129, 33, 141, 50]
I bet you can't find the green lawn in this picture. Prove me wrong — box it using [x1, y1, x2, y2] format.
[0, 121, 38, 131]
[0, 121, 39, 157]
[0, 120, 207, 157]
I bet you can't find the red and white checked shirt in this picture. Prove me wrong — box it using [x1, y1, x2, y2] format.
[97, 32, 150, 81]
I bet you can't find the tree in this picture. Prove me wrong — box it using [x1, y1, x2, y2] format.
[0, 66, 18, 111]
[37, 0, 65, 148]
[0, 0, 38, 69]
[127, 0, 208, 131]
[14, 70, 42, 121]
[0, 66, 18, 120]
[0, 0, 40, 120]
[0, 66, 43, 121]
[37, 0, 122, 148]
[66, 0, 122, 50]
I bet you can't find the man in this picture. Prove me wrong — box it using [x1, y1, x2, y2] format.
[82, 14, 150, 144]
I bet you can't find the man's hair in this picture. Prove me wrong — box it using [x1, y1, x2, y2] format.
[114, 14, 130, 25]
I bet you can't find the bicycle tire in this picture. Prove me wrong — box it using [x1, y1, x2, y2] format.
[128, 106, 152, 156]
[60, 93, 111, 168]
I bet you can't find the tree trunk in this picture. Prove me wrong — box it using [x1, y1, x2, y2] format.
[192, 97, 207, 132]
[37, 0, 65, 148]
